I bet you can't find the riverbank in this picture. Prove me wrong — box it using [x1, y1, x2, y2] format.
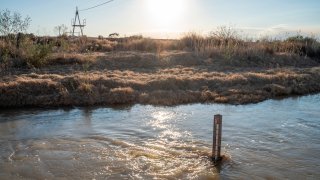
[1, 51, 320, 108]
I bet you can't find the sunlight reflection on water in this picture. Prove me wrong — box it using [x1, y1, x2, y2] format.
[149, 111, 185, 140]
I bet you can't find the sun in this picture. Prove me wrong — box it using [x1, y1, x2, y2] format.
[145, 0, 186, 29]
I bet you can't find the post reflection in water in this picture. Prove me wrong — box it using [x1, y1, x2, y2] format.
[0, 94, 319, 179]
[82, 108, 92, 127]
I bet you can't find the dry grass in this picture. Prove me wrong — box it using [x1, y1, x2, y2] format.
[1, 32, 320, 107]
[1, 31, 320, 70]
[1, 64, 320, 107]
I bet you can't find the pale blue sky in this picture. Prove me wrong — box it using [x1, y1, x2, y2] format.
[1, 0, 320, 38]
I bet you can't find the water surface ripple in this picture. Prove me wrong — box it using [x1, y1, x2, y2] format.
[0, 94, 319, 179]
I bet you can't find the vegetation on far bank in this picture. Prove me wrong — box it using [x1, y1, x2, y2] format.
[1, 9, 320, 107]
[1, 48, 320, 107]
[1, 30, 320, 69]
[1, 9, 319, 70]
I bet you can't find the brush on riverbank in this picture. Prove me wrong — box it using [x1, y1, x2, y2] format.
[1, 51, 319, 107]
[1, 31, 320, 107]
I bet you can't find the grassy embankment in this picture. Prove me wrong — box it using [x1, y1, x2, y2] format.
[1, 29, 320, 107]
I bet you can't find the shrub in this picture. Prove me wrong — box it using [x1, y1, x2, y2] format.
[116, 38, 158, 52]
[20, 39, 52, 68]
[177, 30, 320, 64]
[283, 35, 319, 58]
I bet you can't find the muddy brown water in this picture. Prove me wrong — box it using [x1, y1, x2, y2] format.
[0, 94, 319, 179]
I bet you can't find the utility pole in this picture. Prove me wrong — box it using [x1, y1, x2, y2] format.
[71, 7, 86, 36]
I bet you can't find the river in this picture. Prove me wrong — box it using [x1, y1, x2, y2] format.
[0, 94, 319, 179]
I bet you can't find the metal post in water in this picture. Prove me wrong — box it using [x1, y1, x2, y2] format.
[212, 114, 222, 163]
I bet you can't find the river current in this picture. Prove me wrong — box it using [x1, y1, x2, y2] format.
[0, 94, 319, 179]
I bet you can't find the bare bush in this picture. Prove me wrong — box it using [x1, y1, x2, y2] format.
[0, 9, 31, 36]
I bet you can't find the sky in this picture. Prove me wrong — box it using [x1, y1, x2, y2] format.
[1, 0, 320, 39]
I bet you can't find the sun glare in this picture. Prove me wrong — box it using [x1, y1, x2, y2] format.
[145, 0, 186, 29]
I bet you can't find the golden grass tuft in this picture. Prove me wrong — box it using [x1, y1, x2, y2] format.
[78, 82, 93, 94]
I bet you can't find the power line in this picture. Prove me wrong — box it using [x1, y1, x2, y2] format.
[79, 0, 115, 11]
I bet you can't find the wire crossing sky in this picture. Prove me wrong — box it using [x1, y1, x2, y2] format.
[79, 0, 115, 12]
[1, 0, 320, 38]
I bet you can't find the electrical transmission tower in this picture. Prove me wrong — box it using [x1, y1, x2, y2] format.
[71, 7, 86, 36]
[70, 1, 115, 36]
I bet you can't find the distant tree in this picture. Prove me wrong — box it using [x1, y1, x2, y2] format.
[210, 26, 238, 40]
[54, 24, 68, 36]
[0, 9, 31, 35]
[286, 35, 316, 44]
[98, 35, 104, 39]
[109, 33, 119, 38]
[129, 35, 143, 39]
